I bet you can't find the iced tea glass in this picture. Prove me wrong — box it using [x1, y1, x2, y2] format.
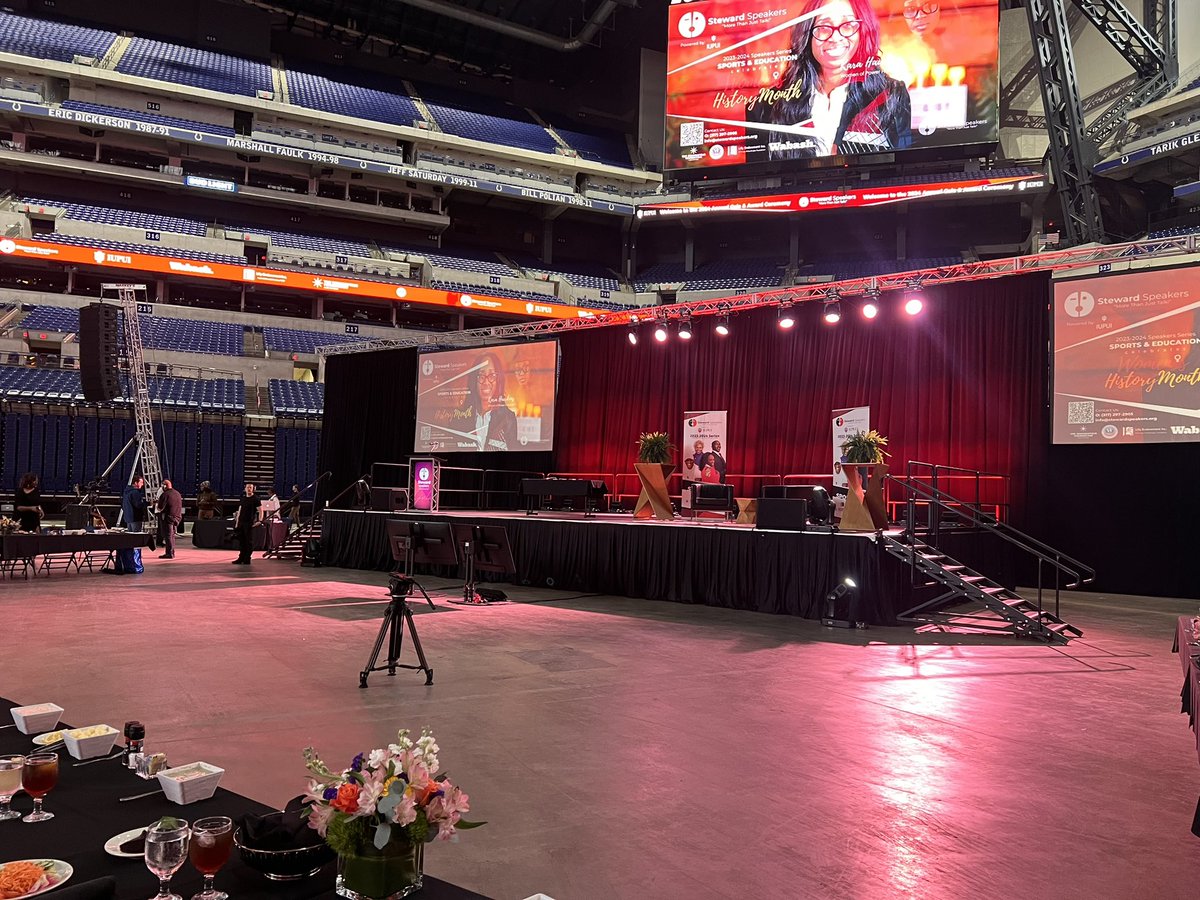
[189, 816, 233, 900]
[21, 752, 57, 823]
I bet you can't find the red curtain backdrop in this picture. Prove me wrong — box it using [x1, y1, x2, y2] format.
[554, 274, 1049, 523]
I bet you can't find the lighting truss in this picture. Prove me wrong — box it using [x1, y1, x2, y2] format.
[318, 235, 1200, 358]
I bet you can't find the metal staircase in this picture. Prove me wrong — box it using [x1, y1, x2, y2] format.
[263, 472, 330, 560]
[885, 462, 1094, 644]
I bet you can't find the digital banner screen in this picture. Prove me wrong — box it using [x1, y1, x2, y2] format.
[637, 170, 1042, 217]
[414, 341, 559, 453]
[1053, 267, 1200, 445]
[664, 0, 1000, 172]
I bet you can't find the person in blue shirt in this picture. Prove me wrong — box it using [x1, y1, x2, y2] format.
[121, 476, 148, 533]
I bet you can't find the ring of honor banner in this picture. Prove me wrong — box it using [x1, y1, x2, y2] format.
[415, 341, 559, 452]
[682, 411, 729, 508]
[664, 0, 1000, 172]
[832, 406, 870, 488]
[1053, 267, 1200, 445]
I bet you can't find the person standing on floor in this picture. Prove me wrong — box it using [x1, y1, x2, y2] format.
[197, 481, 220, 520]
[232, 483, 262, 565]
[156, 479, 183, 560]
[121, 476, 148, 533]
[14, 473, 43, 533]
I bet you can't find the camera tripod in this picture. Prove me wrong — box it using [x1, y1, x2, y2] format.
[359, 575, 434, 688]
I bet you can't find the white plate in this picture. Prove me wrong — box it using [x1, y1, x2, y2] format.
[30, 731, 64, 747]
[104, 827, 147, 859]
[0, 859, 73, 897]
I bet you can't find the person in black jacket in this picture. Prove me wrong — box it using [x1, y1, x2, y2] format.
[232, 483, 262, 565]
[467, 352, 518, 451]
[14, 472, 43, 533]
[155, 479, 183, 559]
[745, 0, 912, 160]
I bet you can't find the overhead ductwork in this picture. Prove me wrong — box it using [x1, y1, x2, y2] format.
[388, 0, 636, 52]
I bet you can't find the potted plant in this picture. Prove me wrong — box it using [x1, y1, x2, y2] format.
[637, 431, 674, 465]
[633, 432, 675, 520]
[304, 729, 483, 899]
[839, 429, 890, 464]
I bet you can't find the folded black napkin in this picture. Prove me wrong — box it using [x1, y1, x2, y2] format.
[239, 796, 326, 850]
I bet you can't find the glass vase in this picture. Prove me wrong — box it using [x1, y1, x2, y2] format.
[335, 834, 424, 900]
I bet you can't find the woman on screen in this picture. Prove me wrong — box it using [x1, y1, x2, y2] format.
[467, 352, 518, 452]
[701, 453, 721, 485]
[746, 0, 912, 159]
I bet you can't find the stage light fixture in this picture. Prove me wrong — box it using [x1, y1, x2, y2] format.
[862, 287, 881, 320]
[627, 327, 638, 346]
[777, 303, 795, 329]
[654, 321, 669, 342]
[823, 300, 842, 324]
[714, 315, 730, 336]
[678, 316, 693, 340]
[904, 282, 924, 316]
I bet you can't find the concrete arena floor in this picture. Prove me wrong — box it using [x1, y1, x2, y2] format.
[2, 538, 1197, 900]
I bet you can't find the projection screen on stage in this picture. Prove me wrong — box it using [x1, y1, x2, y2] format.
[1052, 266, 1200, 445]
[414, 340, 559, 452]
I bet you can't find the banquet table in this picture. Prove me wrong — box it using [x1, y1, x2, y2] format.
[0, 701, 491, 899]
[1174, 617, 1200, 766]
[0, 532, 150, 579]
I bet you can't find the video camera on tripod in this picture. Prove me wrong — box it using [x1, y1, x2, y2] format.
[75, 476, 108, 508]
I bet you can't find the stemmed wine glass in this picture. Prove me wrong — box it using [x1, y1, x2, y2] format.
[21, 752, 58, 823]
[189, 817, 234, 900]
[145, 818, 191, 900]
[0, 755, 23, 821]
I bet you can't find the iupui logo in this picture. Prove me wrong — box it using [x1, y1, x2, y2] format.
[1063, 290, 1095, 318]
[93, 250, 105, 264]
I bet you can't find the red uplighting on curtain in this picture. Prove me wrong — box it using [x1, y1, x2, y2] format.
[554, 274, 1050, 523]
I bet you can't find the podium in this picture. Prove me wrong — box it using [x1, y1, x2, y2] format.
[839, 463, 889, 532]
[633, 463, 674, 521]
[411, 458, 440, 512]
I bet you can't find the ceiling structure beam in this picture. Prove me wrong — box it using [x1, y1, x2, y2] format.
[318, 235, 1200, 357]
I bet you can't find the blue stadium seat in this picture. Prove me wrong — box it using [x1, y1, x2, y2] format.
[269, 379, 324, 416]
[0, 11, 116, 63]
[262, 328, 359, 354]
[116, 38, 272, 97]
[60, 100, 235, 136]
[24, 196, 208, 236]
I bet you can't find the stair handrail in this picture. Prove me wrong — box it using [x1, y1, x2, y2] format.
[325, 473, 372, 510]
[266, 472, 333, 556]
[895, 473, 1095, 590]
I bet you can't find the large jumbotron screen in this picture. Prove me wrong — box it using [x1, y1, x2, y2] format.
[1053, 267, 1200, 445]
[664, 0, 1000, 172]
[414, 341, 559, 453]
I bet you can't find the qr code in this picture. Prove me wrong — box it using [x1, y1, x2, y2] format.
[420, 425, 432, 441]
[680, 121, 704, 146]
[1067, 401, 1094, 424]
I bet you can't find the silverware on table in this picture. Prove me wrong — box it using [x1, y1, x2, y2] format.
[119, 788, 164, 802]
[74, 751, 124, 767]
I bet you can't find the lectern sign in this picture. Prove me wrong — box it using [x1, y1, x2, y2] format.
[412, 459, 440, 512]
[832, 407, 870, 489]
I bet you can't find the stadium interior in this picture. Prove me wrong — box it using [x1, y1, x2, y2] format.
[3, 0, 1200, 896]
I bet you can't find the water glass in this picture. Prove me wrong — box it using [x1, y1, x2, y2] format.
[21, 752, 58, 823]
[189, 816, 233, 900]
[0, 755, 23, 821]
[145, 818, 190, 900]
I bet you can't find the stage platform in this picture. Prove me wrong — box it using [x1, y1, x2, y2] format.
[321, 509, 911, 624]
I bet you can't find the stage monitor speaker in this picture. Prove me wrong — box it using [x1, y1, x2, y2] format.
[371, 487, 409, 511]
[78, 303, 121, 402]
[755, 498, 809, 531]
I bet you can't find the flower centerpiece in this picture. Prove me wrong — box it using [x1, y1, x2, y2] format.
[303, 729, 482, 900]
[0, 516, 19, 535]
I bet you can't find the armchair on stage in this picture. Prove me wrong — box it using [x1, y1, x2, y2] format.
[686, 482, 735, 519]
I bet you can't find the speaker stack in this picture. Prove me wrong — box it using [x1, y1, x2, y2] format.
[78, 303, 121, 402]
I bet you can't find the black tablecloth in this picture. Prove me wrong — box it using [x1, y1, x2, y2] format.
[0, 700, 490, 899]
[191, 520, 288, 551]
